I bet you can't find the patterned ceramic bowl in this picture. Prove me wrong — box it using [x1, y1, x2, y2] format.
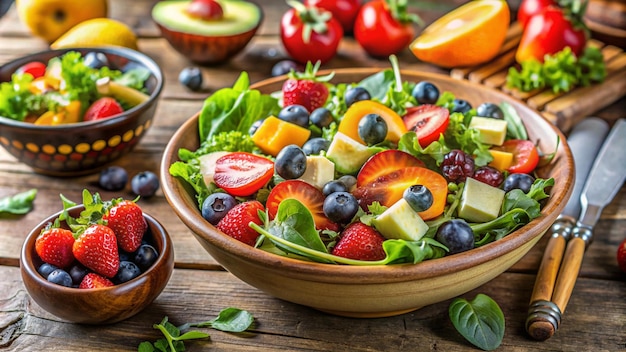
[0, 47, 163, 176]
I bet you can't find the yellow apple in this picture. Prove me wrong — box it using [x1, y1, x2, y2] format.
[16, 0, 108, 43]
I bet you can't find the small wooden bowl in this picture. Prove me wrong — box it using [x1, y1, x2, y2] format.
[0, 47, 164, 176]
[20, 205, 174, 324]
[161, 69, 574, 318]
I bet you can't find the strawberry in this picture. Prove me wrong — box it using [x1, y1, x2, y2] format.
[266, 179, 340, 231]
[83, 97, 124, 122]
[356, 149, 425, 187]
[79, 272, 114, 289]
[104, 200, 147, 253]
[35, 227, 75, 268]
[618, 238, 626, 274]
[281, 61, 333, 113]
[73, 224, 120, 278]
[217, 201, 265, 246]
[331, 222, 386, 261]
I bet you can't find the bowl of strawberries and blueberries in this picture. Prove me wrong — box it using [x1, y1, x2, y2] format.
[20, 190, 174, 324]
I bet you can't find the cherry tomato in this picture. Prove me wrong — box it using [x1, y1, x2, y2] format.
[213, 152, 274, 197]
[280, 2, 344, 64]
[304, 0, 362, 34]
[402, 105, 450, 148]
[493, 139, 540, 174]
[517, 0, 557, 27]
[353, 0, 416, 58]
[617, 238, 626, 274]
[16, 61, 46, 79]
[515, 6, 587, 63]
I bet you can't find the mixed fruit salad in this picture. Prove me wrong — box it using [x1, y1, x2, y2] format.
[0, 51, 150, 125]
[170, 58, 556, 265]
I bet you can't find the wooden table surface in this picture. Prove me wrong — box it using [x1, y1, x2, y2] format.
[1, 1, 625, 351]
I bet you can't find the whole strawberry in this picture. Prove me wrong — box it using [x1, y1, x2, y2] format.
[79, 272, 114, 289]
[104, 200, 147, 253]
[332, 222, 386, 261]
[618, 238, 626, 274]
[35, 227, 75, 268]
[217, 201, 265, 246]
[73, 224, 120, 278]
[282, 61, 333, 113]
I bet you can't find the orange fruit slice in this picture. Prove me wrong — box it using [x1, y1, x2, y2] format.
[410, 0, 510, 68]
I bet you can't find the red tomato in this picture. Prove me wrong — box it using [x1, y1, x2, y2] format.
[493, 139, 540, 174]
[304, 0, 362, 33]
[280, 3, 344, 64]
[353, 0, 415, 58]
[618, 238, 626, 274]
[402, 105, 450, 148]
[517, 0, 557, 27]
[16, 61, 46, 79]
[213, 152, 274, 197]
[515, 6, 587, 63]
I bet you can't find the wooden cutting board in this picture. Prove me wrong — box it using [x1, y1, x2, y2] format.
[449, 22, 626, 132]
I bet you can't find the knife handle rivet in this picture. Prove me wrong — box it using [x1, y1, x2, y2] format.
[572, 225, 593, 248]
[550, 217, 575, 240]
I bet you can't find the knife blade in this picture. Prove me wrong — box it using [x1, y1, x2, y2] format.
[526, 117, 609, 341]
[529, 118, 626, 341]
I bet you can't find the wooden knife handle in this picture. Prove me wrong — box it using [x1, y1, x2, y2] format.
[552, 237, 586, 312]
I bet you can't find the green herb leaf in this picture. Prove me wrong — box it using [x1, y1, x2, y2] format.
[0, 73, 34, 121]
[499, 102, 528, 140]
[449, 294, 505, 351]
[0, 189, 37, 215]
[185, 307, 255, 333]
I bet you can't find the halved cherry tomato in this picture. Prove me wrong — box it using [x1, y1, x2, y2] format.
[402, 105, 450, 148]
[16, 61, 46, 79]
[213, 152, 274, 197]
[493, 139, 539, 174]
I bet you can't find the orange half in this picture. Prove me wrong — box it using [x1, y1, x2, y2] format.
[410, 0, 510, 68]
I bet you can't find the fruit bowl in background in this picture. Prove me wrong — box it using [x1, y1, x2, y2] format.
[160, 69, 574, 318]
[151, 0, 263, 65]
[20, 205, 174, 324]
[0, 47, 163, 176]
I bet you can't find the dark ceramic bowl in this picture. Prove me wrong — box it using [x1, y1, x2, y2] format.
[0, 47, 163, 176]
[20, 205, 174, 325]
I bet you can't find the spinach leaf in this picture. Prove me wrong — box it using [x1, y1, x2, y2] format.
[449, 294, 505, 351]
[358, 69, 394, 101]
[0, 189, 37, 215]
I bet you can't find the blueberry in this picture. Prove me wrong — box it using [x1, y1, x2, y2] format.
[435, 219, 475, 255]
[69, 265, 89, 285]
[37, 263, 58, 278]
[47, 268, 73, 287]
[202, 192, 238, 225]
[271, 60, 299, 77]
[131, 171, 160, 198]
[323, 191, 359, 224]
[345, 86, 371, 107]
[302, 137, 330, 155]
[476, 103, 504, 119]
[114, 261, 142, 284]
[249, 119, 265, 136]
[84, 52, 109, 69]
[337, 175, 357, 190]
[275, 145, 307, 179]
[358, 113, 387, 145]
[179, 67, 203, 91]
[451, 99, 472, 114]
[134, 244, 159, 271]
[309, 107, 334, 128]
[412, 81, 440, 105]
[322, 180, 348, 196]
[278, 104, 309, 128]
[98, 166, 128, 191]
[503, 173, 535, 193]
[403, 185, 434, 212]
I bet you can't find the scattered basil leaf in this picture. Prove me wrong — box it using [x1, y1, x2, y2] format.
[449, 294, 505, 351]
[0, 189, 37, 215]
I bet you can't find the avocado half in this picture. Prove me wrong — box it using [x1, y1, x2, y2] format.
[152, 0, 263, 64]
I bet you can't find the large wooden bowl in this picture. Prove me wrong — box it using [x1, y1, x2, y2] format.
[20, 205, 174, 324]
[161, 69, 574, 318]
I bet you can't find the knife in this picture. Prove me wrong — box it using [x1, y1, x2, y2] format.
[527, 118, 626, 341]
[526, 117, 609, 340]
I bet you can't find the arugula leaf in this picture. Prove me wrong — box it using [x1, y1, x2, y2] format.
[0, 189, 37, 215]
[449, 294, 505, 351]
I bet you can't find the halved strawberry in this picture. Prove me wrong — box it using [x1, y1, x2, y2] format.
[213, 152, 274, 197]
[83, 97, 124, 122]
[331, 222, 386, 261]
[357, 149, 425, 187]
[79, 272, 114, 289]
[353, 166, 448, 220]
[402, 105, 449, 148]
[266, 179, 340, 231]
